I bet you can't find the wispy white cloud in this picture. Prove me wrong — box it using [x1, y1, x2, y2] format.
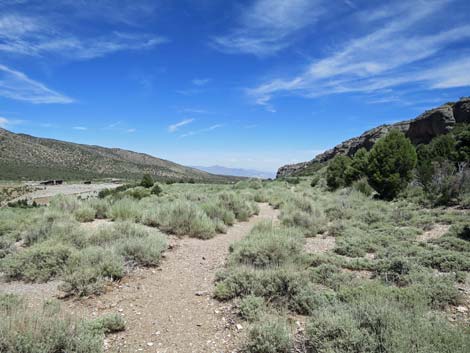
[248, 0, 470, 108]
[103, 121, 136, 133]
[168, 118, 195, 132]
[0, 64, 74, 104]
[0, 3, 167, 104]
[0, 13, 167, 59]
[178, 108, 210, 114]
[180, 124, 223, 138]
[0, 117, 8, 128]
[192, 78, 211, 86]
[73, 126, 87, 131]
[0, 116, 25, 128]
[212, 0, 324, 56]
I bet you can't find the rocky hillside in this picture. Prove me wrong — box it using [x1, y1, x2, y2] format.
[277, 97, 470, 178]
[0, 128, 237, 182]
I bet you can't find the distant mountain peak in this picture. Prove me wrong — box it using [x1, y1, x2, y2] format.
[191, 165, 275, 179]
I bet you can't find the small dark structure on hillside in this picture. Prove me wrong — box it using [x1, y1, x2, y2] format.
[84, 181, 92, 185]
[40, 180, 63, 186]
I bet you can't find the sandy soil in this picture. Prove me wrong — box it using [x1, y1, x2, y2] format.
[417, 224, 450, 242]
[304, 235, 336, 254]
[63, 203, 279, 353]
[8, 182, 121, 205]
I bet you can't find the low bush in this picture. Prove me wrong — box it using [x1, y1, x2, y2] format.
[0, 295, 104, 353]
[60, 247, 124, 296]
[87, 313, 125, 334]
[229, 223, 304, 268]
[154, 201, 216, 238]
[109, 198, 142, 221]
[352, 177, 373, 196]
[141, 173, 154, 188]
[74, 204, 96, 222]
[239, 295, 266, 322]
[218, 192, 257, 221]
[151, 183, 163, 195]
[115, 234, 167, 267]
[201, 201, 236, 226]
[1, 243, 72, 282]
[87, 198, 110, 219]
[245, 316, 292, 353]
[305, 295, 469, 353]
[124, 186, 151, 200]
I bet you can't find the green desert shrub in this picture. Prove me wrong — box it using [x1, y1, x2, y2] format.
[214, 265, 314, 312]
[49, 195, 81, 213]
[86, 222, 149, 246]
[352, 177, 373, 196]
[254, 190, 269, 202]
[310, 175, 320, 187]
[0, 295, 104, 353]
[154, 201, 216, 238]
[23, 215, 86, 248]
[305, 296, 469, 353]
[326, 155, 352, 190]
[60, 247, 124, 296]
[218, 192, 256, 221]
[151, 183, 163, 195]
[344, 148, 369, 185]
[87, 313, 125, 334]
[140, 173, 154, 188]
[1, 243, 72, 282]
[367, 129, 417, 200]
[280, 207, 326, 236]
[115, 234, 167, 267]
[201, 201, 236, 226]
[245, 316, 292, 353]
[109, 197, 142, 221]
[239, 295, 266, 322]
[74, 204, 96, 222]
[229, 223, 304, 268]
[124, 186, 151, 200]
[86, 198, 110, 219]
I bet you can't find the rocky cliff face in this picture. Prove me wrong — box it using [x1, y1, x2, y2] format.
[277, 97, 470, 178]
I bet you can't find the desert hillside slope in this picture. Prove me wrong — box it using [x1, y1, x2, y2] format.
[278, 97, 470, 177]
[0, 128, 235, 182]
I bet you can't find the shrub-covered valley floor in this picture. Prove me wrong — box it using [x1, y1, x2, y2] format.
[0, 179, 469, 353]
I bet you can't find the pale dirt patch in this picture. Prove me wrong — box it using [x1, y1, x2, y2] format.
[0, 280, 64, 308]
[417, 224, 450, 242]
[7, 182, 121, 205]
[64, 203, 280, 353]
[448, 275, 470, 325]
[304, 235, 336, 254]
[341, 268, 374, 280]
[80, 218, 114, 230]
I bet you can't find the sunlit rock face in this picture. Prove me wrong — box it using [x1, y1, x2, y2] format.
[277, 97, 470, 178]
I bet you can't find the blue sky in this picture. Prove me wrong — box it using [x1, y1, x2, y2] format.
[0, 0, 469, 173]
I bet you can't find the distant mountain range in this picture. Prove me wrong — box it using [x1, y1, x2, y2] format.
[191, 165, 275, 179]
[0, 128, 239, 182]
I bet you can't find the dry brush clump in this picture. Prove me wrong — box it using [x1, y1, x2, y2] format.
[214, 179, 470, 353]
[0, 294, 124, 353]
[0, 182, 262, 297]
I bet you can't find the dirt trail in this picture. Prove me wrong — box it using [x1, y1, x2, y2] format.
[68, 203, 279, 353]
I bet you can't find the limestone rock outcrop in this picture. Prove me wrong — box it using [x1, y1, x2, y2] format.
[277, 97, 470, 178]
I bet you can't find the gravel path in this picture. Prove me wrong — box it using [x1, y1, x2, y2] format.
[67, 203, 279, 353]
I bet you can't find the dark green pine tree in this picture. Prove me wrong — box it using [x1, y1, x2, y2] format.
[367, 130, 417, 199]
